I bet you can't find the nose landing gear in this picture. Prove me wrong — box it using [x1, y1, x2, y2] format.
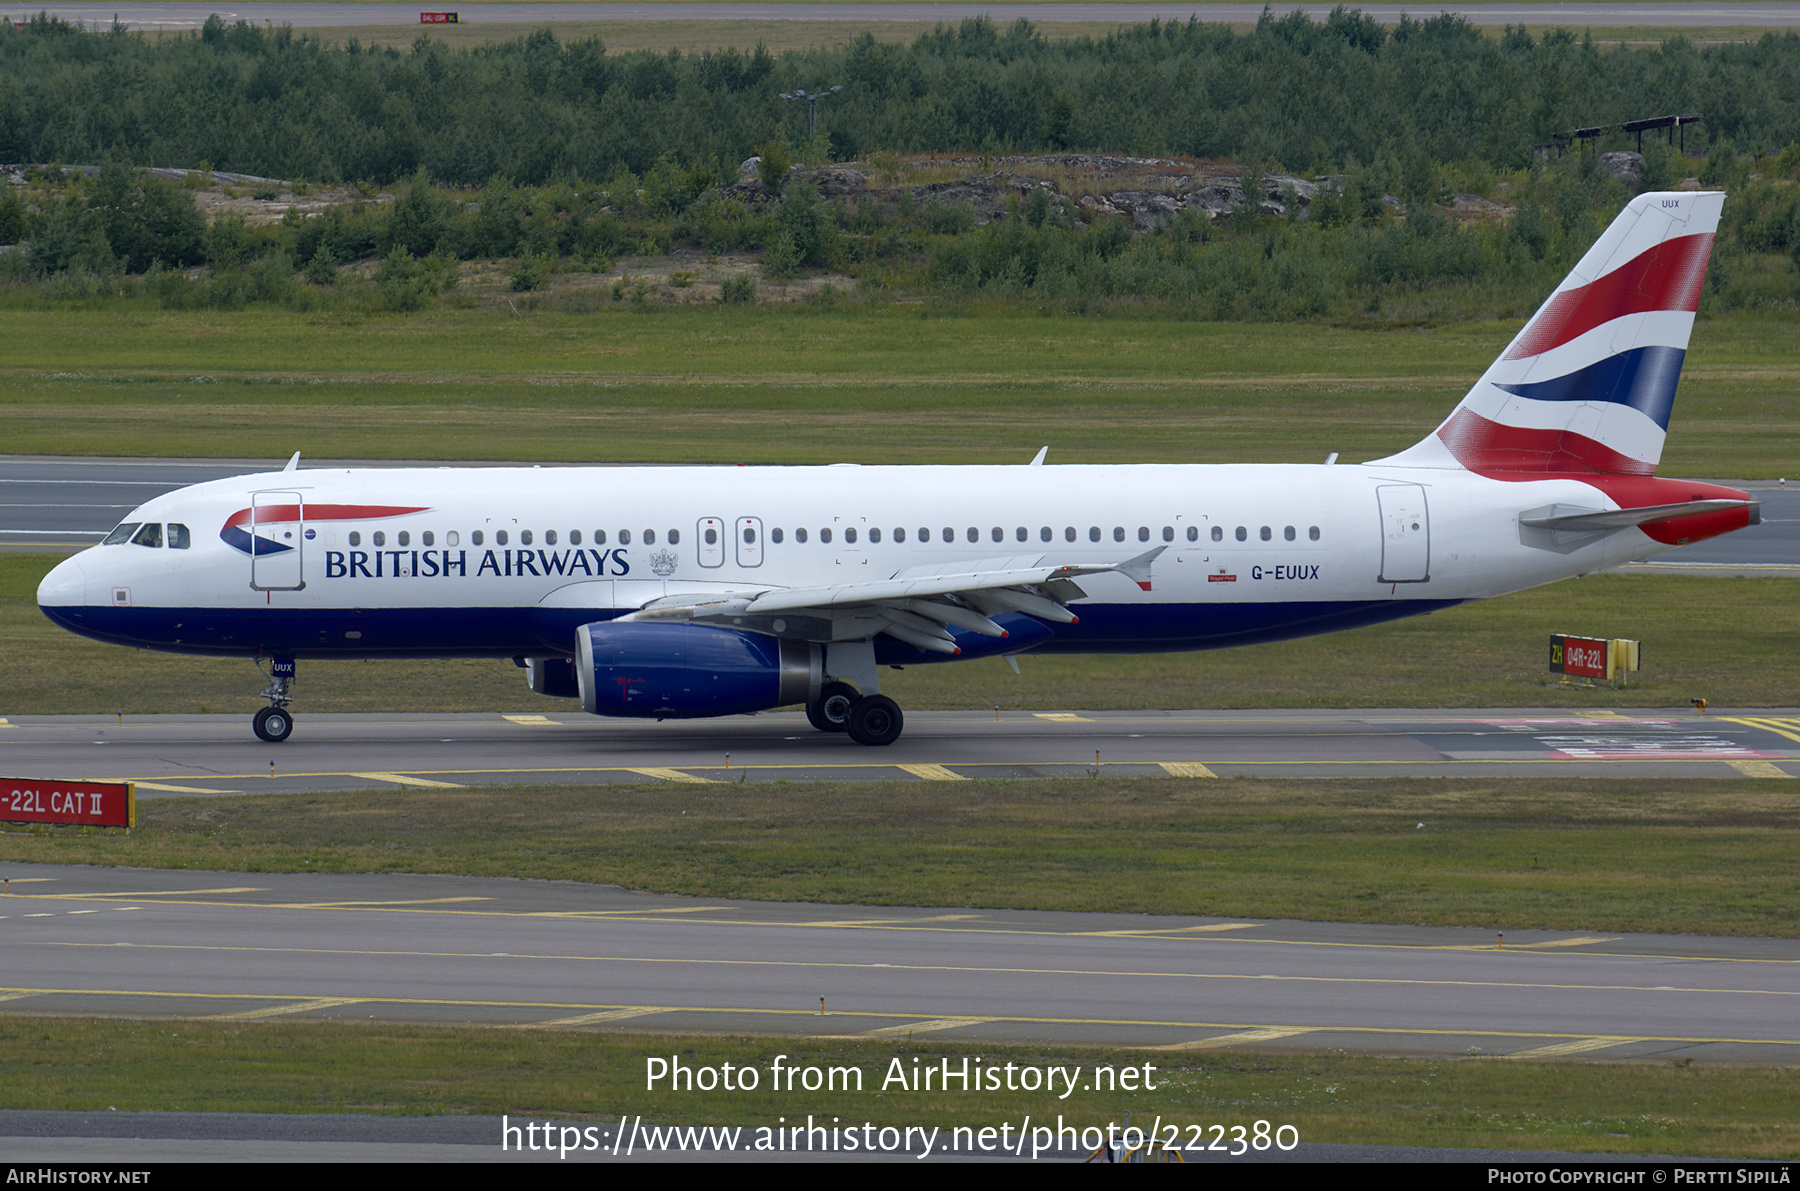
[253, 658, 296, 742]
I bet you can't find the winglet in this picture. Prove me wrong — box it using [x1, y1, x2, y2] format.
[1029, 446, 1048, 466]
[1117, 545, 1166, 591]
[283, 451, 301, 473]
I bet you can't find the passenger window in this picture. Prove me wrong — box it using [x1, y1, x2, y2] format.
[966, 527, 978, 543]
[523, 529, 535, 546]
[1260, 526, 1271, 541]
[821, 528, 832, 543]
[472, 530, 483, 546]
[797, 527, 809, 543]
[894, 528, 906, 543]
[1138, 527, 1150, 542]
[1235, 527, 1247, 542]
[1309, 526, 1321, 541]
[375, 531, 388, 547]
[644, 529, 656, 545]
[1163, 526, 1174, 542]
[991, 527, 1003, 542]
[131, 523, 163, 548]
[594, 529, 606, 545]
[771, 527, 784, 544]
[618, 529, 631, 545]
[1284, 526, 1295, 541]
[545, 530, 557, 546]
[1113, 527, 1125, 542]
[704, 527, 717, 545]
[447, 531, 459, 547]
[1040, 527, 1052, 542]
[168, 523, 191, 549]
[844, 527, 856, 544]
[1066, 527, 1076, 542]
[737, 527, 750, 544]
[349, 531, 362, 547]
[398, 531, 410, 547]
[870, 527, 882, 543]
[942, 527, 953, 542]
[569, 530, 580, 545]
[1210, 526, 1221, 542]
[918, 528, 930, 542]
[668, 529, 680, 545]
[423, 530, 435, 547]
[1089, 527, 1101, 542]
[103, 523, 140, 545]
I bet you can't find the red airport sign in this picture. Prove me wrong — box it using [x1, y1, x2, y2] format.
[2, 779, 135, 828]
[1549, 633, 1610, 680]
[420, 12, 460, 22]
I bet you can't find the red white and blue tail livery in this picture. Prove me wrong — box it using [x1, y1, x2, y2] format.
[38, 192, 1760, 745]
[1379, 190, 1718, 478]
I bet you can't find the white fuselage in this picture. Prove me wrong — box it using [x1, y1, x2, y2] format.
[37, 461, 1699, 662]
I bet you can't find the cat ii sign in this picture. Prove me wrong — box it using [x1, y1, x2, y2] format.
[2, 779, 134, 827]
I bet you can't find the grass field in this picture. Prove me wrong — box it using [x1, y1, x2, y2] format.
[2, 308, 1795, 474]
[7, 551, 1797, 714]
[3, 1019, 1796, 1158]
[7, 776, 1797, 935]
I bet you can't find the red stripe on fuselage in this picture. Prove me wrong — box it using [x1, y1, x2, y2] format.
[1502, 233, 1712, 361]
[221, 504, 429, 529]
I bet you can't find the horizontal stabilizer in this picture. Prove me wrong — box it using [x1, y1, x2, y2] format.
[1520, 499, 1755, 533]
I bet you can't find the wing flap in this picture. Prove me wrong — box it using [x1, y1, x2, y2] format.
[619, 547, 1169, 649]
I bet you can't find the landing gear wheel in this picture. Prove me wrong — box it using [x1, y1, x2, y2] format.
[806, 681, 858, 733]
[253, 706, 294, 743]
[846, 695, 904, 746]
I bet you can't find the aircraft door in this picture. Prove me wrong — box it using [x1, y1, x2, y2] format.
[1377, 484, 1430, 583]
[697, 517, 724, 568]
[735, 516, 763, 568]
[250, 490, 306, 591]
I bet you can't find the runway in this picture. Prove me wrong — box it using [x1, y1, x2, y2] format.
[4, 456, 1798, 571]
[4, 860, 1798, 1064]
[4, 707, 1800, 792]
[20, 2, 1800, 31]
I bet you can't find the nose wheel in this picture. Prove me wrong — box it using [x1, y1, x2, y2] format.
[253, 706, 294, 742]
[253, 657, 297, 743]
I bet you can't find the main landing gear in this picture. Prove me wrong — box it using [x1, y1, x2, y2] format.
[253, 658, 296, 743]
[805, 681, 904, 747]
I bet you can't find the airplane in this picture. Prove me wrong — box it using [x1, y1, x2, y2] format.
[37, 190, 1759, 746]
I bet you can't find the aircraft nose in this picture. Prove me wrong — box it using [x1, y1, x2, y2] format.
[37, 554, 88, 610]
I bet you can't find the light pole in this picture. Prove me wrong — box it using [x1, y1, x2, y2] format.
[779, 85, 843, 137]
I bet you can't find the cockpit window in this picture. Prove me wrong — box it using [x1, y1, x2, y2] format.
[130, 523, 163, 548]
[168, 523, 191, 549]
[102, 523, 141, 545]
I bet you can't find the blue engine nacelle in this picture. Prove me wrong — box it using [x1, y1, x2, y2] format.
[576, 621, 822, 719]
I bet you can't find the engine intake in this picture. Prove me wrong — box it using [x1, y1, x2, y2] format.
[576, 621, 822, 719]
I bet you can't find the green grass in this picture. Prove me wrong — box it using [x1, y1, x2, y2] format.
[8, 778, 1797, 935]
[2, 1019, 1796, 1158]
[1, 307, 1794, 474]
[8, 552, 1797, 714]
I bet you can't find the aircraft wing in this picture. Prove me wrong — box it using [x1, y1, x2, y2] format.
[623, 547, 1166, 654]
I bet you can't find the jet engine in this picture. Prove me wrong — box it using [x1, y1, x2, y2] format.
[575, 621, 822, 718]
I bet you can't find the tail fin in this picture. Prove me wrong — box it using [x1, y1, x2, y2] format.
[1372, 191, 1722, 477]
